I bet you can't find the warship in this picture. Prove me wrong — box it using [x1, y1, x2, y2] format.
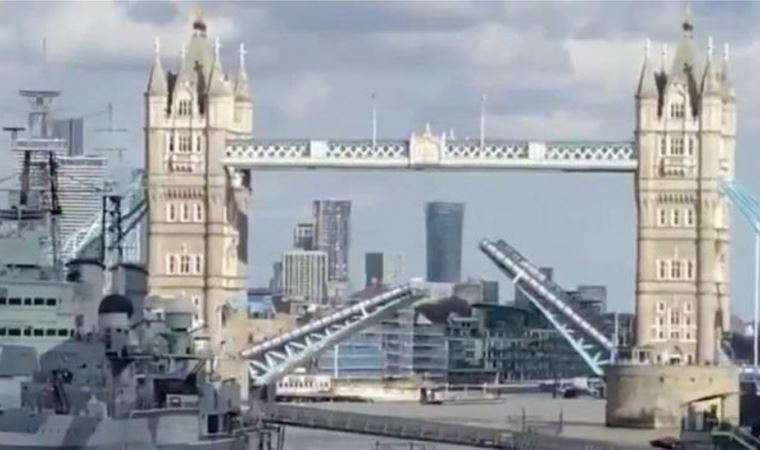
[0, 290, 283, 449]
[0, 94, 283, 448]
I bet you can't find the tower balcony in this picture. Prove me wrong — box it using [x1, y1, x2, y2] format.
[165, 153, 205, 173]
[658, 156, 696, 177]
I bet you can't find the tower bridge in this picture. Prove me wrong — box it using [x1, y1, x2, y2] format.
[133, 10, 745, 429]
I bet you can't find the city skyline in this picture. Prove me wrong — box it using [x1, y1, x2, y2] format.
[2, 2, 760, 317]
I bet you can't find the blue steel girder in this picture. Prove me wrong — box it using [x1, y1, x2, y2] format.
[720, 182, 760, 234]
[240, 283, 427, 386]
[479, 239, 615, 377]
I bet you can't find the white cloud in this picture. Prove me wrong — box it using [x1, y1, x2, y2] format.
[489, 110, 602, 140]
[565, 38, 644, 96]
[0, 2, 241, 67]
[278, 72, 332, 120]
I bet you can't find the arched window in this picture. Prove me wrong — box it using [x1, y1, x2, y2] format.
[167, 203, 177, 222]
[194, 203, 204, 222]
[194, 255, 203, 274]
[657, 260, 669, 280]
[166, 255, 176, 275]
[671, 260, 682, 279]
[181, 203, 190, 222]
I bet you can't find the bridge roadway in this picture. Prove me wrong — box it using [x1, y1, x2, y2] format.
[260, 403, 650, 450]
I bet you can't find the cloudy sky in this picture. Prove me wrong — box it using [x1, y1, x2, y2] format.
[1, 1, 759, 317]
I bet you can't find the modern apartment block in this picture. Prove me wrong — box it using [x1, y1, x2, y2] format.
[282, 250, 328, 304]
[313, 200, 351, 282]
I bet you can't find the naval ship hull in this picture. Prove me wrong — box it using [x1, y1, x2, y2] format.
[0, 408, 273, 449]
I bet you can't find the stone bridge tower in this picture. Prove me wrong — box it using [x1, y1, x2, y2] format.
[634, 13, 735, 366]
[607, 13, 738, 429]
[144, 13, 252, 350]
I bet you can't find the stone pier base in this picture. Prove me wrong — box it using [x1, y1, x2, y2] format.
[605, 364, 739, 429]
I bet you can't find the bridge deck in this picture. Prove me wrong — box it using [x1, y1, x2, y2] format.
[264, 403, 514, 448]
[261, 403, 651, 450]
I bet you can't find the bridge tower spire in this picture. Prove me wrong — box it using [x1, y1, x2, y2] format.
[144, 15, 252, 358]
[607, 13, 739, 430]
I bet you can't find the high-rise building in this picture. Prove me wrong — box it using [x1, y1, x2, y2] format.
[52, 117, 84, 157]
[425, 202, 464, 283]
[365, 252, 404, 287]
[293, 222, 315, 250]
[144, 14, 252, 341]
[282, 250, 328, 304]
[269, 261, 283, 292]
[313, 200, 351, 282]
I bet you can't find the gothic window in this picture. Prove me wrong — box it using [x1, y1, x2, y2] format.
[178, 100, 192, 117]
[166, 255, 176, 275]
[685, 316, 692, 326]
[168, 135, 175, 153]
[670, 331, 680, 340]
[671, 260, 682, 279]
[687, 137, 695, 156]
[181, 203, 190, 222]
[658, 301, 666, 313]
[685, 302, 693, 314]
[686, 260, 695, 280]
[657, 260, 669, 280]
[671, 310, 680, 326]
[194, 203, 204, 222]
[659, 137, 667, 157]
[194, 255, 203, 274]
[195, 135, 203, 153]
[180, 255, 191, 274]
[685, 208, 695, 227]
[671, 209, 681, 227]
[193, 296, 200, 307]
[167, 203, 177, 222]
[670, 137, 684, 156]
[657, 208, 667, 227]
[178, 135, 191, 153]
[670, 102, 685, 119]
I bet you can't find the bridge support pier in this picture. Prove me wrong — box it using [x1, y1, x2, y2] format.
[605, 364, 739, 429]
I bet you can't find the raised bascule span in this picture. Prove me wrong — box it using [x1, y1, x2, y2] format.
[479, 238, 616, 377]
[240, 283, 428, 386]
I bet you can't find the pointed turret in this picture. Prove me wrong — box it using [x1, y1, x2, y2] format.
[175, 43, 191, 88]
[670, 5, 698, 85]
[207, 36, 231, 96]
[234, 43, 251, 101]
[637, 38, 657, 99]
[701, 36, 721, 96]
[147, 37, 167, 95]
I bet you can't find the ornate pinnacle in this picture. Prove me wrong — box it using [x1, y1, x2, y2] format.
[214, 36, 221, 61]
[239, 42, 247, 67]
